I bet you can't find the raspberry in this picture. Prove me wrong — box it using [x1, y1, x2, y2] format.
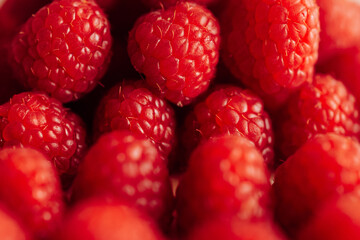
[0, 147, 64, 238]
[11, 0, 112, 103]
[182, 85, 274, 168]
[221, 0, 320, 109]
[317, 0, 360, 62]
[187, 218, 286, 240]
[273, 133, 360, 236]
[0, 92, 87, 186]
[276, 75, 360, 159]
[71, 131, 173, 229]
[93, 80, 176, 161]
[298, 191, 360, 240]
[0, 205, 31, 240]
[141, 0, 218, 9]
[55, 198, 165, 240]
[176, 135, 271, 234]
[127, 2, 220, 106]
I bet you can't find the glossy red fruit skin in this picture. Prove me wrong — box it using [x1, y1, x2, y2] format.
[11, 0, 112, 103]
[128, 1, 220, 106]
[0, 92, 87, 185]
[141, 0, 218, 9]
[182, 85, 274, 168]
[0, 148, 64, 239]
[276, 75, 360, 159]
[55, 198, 165, 240]
[187, 218, 286, 240]
[93, 80, 176, 161]
[273, 133, 360, 236]
[176, 135, 271, 234]
[298, 191, 360, 240]
[221, 0, 320, 109]
[0, 205, 32, 240]
[71, 131, 173, 229]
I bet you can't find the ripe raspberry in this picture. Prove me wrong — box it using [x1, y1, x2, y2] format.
[93, 80, 176, 160]
[11, 0, 112, 103]
[176, 135, 271, 234]
[298, 191, 360, 240]
[127, 2, 220, 106]
[276, 75, 360, 159]
[221, 0, 320, 109]
[182, 85, 274, 168]
[0, 92, 87, 185]
[187, 218, 286, 240]
[55, 198, 165, 240]
[0, 147, 64, 239]
[141, 0, 218, 9]
[71, 131, 173, 229]
[0, 205, 32, 240]
[273, 133, 360, 236]
[317, 0, 360, 62]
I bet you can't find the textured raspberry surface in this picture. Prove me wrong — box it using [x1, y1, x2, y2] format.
[317, 0, 360, 62]
[182, 85, 274, 168]
[188, 218, 286, 240]
[56, 199, 165, 240]
[0, 206, 32, 240]
[176, 135, 271, 233]
[0, 148, 63, 239]
[273, 134, 360, 236]
[0, 92, 87, 184]
[276, 75, 360, 159]
[11, 0, 112, 103]
[71, 131, 173, 229]
[298, 191, 360, 240]
[94, 80, 176, 160]
[128, 1, 220, 106]
[221, 0, 320, 108]
[141, 0, 217, 9]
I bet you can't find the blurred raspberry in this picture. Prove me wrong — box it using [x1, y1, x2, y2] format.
[182, 85, 274, 168]
[0, 205, 32, 240]
[273, 133, 360, 236]
[11, 0, 112, 103]
[71, 131, 173, 229]
[128, 1, 220, 106]
[176, 135, 271, 234]
[275, 75, 360, 159]
[93, 80, 176, 161]
[221, 0, 320, 109]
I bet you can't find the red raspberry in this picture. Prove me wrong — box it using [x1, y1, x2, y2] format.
[298, 191, 360, 240]
[11, 0, 112, 103]
[0, 147, 64, 239]
[93, 80, 176, 161]
[317, 0, 360, 62]
[182, 85, 274, 168]
[141, 0, 218, 9]
[273, 133, 360, 236]
[0, 205, 32, 240]
[127, 2, 220, 106]
[187, 218, 286, 240]
[221, 0, 320, 109]
[176, 135, 271, 234]
[276, 75, 360, 159]
[56, 198, 165, 240]
[71, 131, 173, 229]
[0, 92, 87, 186]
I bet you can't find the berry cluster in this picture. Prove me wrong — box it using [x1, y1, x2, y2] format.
[0, 0, 360, 239]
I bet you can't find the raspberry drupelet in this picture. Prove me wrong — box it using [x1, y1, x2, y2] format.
[273, 133, 360, 236]
[276, 75, 360, 159]
[176, 135, 271, 234]
[128, 1, 220, 106]
[71, 131, 173, 229]
[221, 0, 320, 109]
[11, 0, 112, 103]
[0, 92, 87, 186]
[182, 85, 274, 168]
[93, 80, 176, 161]
[141, 0, 218, 9]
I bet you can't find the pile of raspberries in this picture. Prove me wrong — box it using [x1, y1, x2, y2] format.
[1, 0, 360, 239]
